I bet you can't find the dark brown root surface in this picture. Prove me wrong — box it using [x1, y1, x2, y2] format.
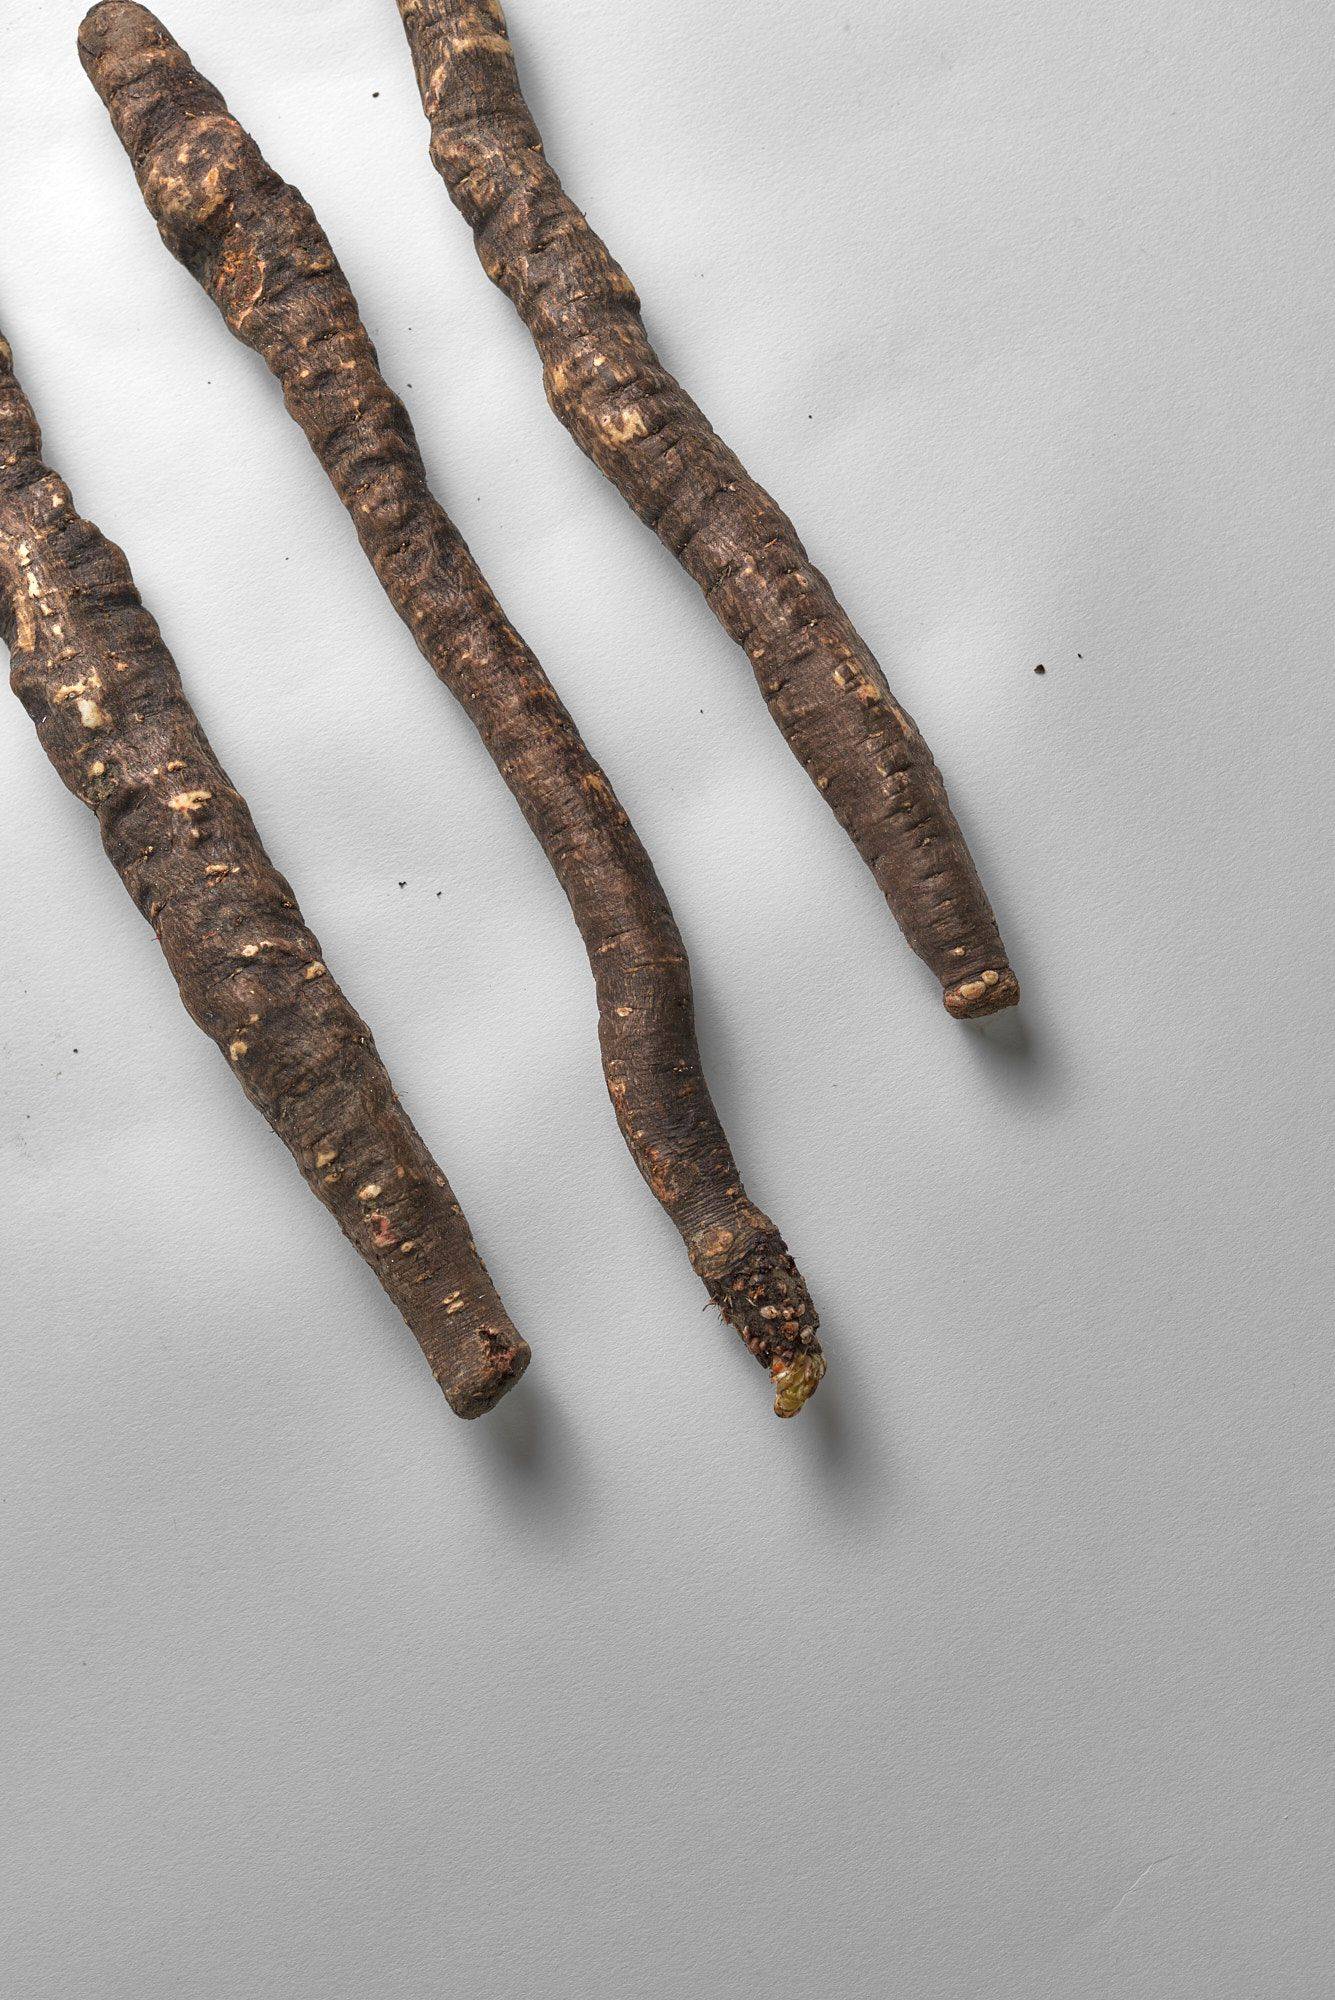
[393, 0, 1019, 1020]
[0, 331, 528, 1417]
[80, 1, 824, 1412]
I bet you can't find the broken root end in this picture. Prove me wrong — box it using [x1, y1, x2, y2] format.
[772, 1349, 827, 1419]
[444, 1334, 532, 1420]
[696, 1217, 825, 1414]
[944, 967, 1020, 1020]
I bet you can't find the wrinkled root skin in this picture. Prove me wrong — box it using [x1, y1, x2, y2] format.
[0, 331, 528, 1419]
[80, 1, 823, 1412]
[395, 0, 1019, 1020]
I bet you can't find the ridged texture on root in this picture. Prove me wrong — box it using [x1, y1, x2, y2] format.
[0, 329, 529, 1417]
[79, 1, 824, 1412]
[395, 0, 1019, 1020]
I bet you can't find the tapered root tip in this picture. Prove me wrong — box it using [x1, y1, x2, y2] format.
[445, 1335, 532, 1420]
[944, 967, 1020, 1019]
[772, 1350, 827, 1419]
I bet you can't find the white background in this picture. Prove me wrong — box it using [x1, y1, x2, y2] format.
[2, 2, 1332, 1994]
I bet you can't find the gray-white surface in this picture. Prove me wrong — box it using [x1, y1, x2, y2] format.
[2, 2, 1331, 1993]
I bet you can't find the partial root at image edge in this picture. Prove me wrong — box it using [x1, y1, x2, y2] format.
[0, 327, 530, 1422]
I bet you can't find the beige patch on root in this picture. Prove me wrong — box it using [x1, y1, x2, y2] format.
[168, 789, 212, 815]
[53, 671, 99, 705]
[229, 1039, 248, 1062]
[449, 32, 511, 55]
[602, 406, 648, 445]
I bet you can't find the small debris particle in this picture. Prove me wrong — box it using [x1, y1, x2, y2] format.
[1034, 664, 1046, 675]
[398, 880, 406, 889]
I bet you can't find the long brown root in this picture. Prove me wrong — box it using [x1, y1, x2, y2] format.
[80, 1, 825, 1411]
[0, 332, 529, 1418]
[394, 0, 1019, 1021]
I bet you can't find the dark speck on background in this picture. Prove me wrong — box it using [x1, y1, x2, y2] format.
[1034, 664, 1046, 675]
